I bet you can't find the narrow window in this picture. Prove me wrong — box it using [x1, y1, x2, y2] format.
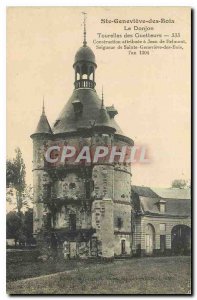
[117, 217, 123, 229]
[121, 240, 126, 254]
[69, 214, 76, 231]
[160, 203, 165, 213]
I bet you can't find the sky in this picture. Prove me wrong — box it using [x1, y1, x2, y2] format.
[7, 6, 191, 188]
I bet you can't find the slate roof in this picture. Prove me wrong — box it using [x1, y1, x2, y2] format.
[74, 45, 96, 65]
[151, 187, 191, 200]
[33, 113, 52, 135]
[132, 185, 191, 217]
[52, 89, 123, 135]
[132, 185, 159, 198]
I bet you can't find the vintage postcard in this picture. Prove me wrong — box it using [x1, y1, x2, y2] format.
[6, 6, 191, 295]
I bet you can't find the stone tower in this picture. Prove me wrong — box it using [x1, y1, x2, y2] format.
[31, 17, 134, 259]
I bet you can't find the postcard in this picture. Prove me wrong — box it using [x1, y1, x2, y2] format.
[6, 6, 191, 295]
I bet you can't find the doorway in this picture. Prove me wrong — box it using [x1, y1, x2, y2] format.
[171, 225, 191, 254]
[121, 240, 126, 255]
[69, 242, 77, 258]
[160, 235, 166, 253]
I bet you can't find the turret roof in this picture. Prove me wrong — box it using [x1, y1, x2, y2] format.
[52, 89, 123, 135]
[33, 112, 52, 135]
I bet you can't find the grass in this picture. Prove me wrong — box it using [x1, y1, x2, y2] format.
[7, 258, 89, 282]
[7, 256, 191, 295]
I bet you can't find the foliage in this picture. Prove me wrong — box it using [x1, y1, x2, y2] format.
[6, 211, 22, 241]
[6, 209, 33, 245]
[171, 179, 189, 189]
[6, 148, 33, 212]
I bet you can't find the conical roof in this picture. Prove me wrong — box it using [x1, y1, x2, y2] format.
[52, 89, 123, 135]
[33, 113, 52, 135]
[94, 106, 116, 133]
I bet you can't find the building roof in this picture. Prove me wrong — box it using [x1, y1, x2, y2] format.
[52, 89, 123, 135]
[151, 187, 191, 200]
[106, 105, 118, 118]
[74, 45, 96, 65]
[132, 185, 191, 217]
[33, 113, 52, 135]
[132, 185, 159, 198]
[140, 197, 191, 217]
[94, 106, 116, 132]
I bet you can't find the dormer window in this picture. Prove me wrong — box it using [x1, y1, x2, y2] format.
[106, 105, 118, 119]
[158, 199, 166, 213]
[160, 203, 165, 213]
[72, 99, 83, 115]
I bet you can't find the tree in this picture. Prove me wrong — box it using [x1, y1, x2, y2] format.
[171, 179, 187, 189]
[23, 208, 33, 242]
[6, 148, 33, 212]
[6, 211, 22, 245]
[6, 209, 34, 247]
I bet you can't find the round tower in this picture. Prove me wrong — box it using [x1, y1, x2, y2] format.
[31, 14, 134, 259]
[30, 102, 53, 240]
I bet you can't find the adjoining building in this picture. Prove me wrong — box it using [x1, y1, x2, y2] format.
[132, 186, 191, 256]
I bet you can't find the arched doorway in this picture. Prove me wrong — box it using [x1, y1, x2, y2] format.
[145, 224, 155, 255]
[171, 225, 191, 255]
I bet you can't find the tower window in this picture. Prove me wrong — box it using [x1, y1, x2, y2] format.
[72, 99, 83, 115]
[117, 217, 123, 229]
[82, 74, 88, 79]
[85, 180, 94, 199]
[69, 214, 76, 231]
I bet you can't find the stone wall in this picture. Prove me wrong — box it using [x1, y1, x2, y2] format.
[114, 234, 131, 256]
[51, 173, 85, 200]
[54, 204, 92, 230]
[92, 165, 114, 199]
[114, 170, 131, 203]
[133, 215, 191, 255]
[92, 198, 114, 258]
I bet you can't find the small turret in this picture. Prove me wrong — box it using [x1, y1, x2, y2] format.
[94, 87, 116, 133]
[31, 100, 52, 138]
[73, 13, 97, 90]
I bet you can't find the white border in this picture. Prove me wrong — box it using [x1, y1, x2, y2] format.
[1, 0, 195, 299]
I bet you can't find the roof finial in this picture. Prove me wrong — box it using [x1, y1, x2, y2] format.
[101, 86, 104, 108]
[82, 12, 87, 47]
[42, 96, 45, 115]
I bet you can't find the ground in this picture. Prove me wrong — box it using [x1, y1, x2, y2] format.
[7, 256, 191, 295]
